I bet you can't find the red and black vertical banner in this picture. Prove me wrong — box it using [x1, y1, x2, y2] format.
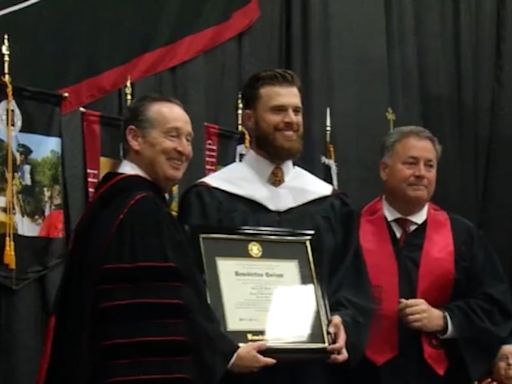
[0, 85, 65, 288]
[81, 110, 123, 201]
[203, 123, 240, 175]
[0, 0, 260, 113]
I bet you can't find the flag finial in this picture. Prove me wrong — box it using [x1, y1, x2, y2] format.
[386, 107, 396, 131]
[125, 76, 133, 106]
[2, 34, 10, 82]
[321, 107, 338, 189]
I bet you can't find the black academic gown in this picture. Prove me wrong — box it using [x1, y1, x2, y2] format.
[354, 214, 512, 384]
[179, 184, 373, 384]
[42, 173, 236, 384]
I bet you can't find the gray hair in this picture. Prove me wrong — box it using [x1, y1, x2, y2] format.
[381, 126, 442, 161]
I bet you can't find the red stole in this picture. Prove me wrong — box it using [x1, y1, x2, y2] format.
[359, 197, 455, 376]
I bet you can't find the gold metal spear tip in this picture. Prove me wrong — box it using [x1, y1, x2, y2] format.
[2, 34, 11, 81]
[385, 107, 396, 131]
[1, 34, 9, 54]
[237, 91, 243, 132]
[125, 76, 133, 106]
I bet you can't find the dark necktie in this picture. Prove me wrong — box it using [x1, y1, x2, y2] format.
[395, 217, 412, 246]
[268, 166, 284, 187]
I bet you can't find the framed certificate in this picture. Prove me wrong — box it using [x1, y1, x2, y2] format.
[199, 227, 330, 358]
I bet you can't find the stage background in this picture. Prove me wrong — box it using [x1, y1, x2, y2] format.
[1, 1, 511, 383]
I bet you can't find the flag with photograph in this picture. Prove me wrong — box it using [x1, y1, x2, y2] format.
[0, 85, 65, 288]
[81, 110, 124, 201]
[203, 122, 241, 175]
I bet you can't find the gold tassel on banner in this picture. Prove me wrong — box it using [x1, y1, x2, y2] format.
[2, 34, 16, 270]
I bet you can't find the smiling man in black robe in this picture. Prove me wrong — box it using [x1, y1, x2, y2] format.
[38, 95, 276, 384]
[357, 126, 512, 384]
[179, 69, 373, 384]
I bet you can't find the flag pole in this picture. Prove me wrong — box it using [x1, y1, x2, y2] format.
[325, 107, 335, 161]
[2, 34, 16, 270]
[321, 107, 338, 189]
[237, 92, 242, 130]
[385, 107, 396, 131]
[235, 92, 249, 162]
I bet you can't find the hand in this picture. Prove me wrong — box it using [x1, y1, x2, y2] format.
[398, 298, 445, 333]
[326, 315, 349, 363]
[229, 342, 276, 373]
[478, 378, 498, 384]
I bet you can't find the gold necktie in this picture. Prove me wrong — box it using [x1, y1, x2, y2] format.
[268, 165, 284, 187]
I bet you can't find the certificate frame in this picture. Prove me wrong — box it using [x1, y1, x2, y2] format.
[199, 227, 331, 358]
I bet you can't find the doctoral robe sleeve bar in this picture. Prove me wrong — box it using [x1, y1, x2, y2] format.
[43, 175, 236, 384]
[94, 262, 194, 383]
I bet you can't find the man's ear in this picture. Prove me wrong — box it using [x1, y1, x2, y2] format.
[125, 125, 142, 152]
[242, 109, 255, 136]
[379, 160, 389, 181]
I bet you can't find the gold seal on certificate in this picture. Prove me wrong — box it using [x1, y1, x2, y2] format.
[199, 227, 330, 359]
[247, 241, 262, 258]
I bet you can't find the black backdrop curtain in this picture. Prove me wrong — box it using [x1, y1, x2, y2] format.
[87, 0, 512, 283]
[3, 1, 512, 383]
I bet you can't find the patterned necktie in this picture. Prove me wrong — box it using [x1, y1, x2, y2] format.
[268, 165, 284, 187]
[395, 217, 412, 246]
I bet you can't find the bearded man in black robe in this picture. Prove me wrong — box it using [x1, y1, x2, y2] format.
[179, 69, 373, 384]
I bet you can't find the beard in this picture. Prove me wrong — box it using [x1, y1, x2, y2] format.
[253, 125, 303, 163]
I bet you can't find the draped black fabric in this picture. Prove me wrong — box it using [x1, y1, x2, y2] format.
[3, 1, 512, 383]
[383, 0, 512, 290]
[0, 0, 259, 112]
[85, 1, 512, 286]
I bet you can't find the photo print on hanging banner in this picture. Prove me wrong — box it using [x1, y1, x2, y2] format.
[0, 85, 66, 288]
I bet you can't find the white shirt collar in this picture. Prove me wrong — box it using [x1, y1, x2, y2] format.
[383, 196, 428, 238]
[382, 196, 428, 225]
[117, 159, 150, 179]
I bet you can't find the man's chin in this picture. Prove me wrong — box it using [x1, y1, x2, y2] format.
[274, 143, 302, 159]
[407, 195, 429, 202]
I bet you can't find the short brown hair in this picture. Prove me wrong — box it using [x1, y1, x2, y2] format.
[381, 126, 442, 161]
[241, 69, 301, 110]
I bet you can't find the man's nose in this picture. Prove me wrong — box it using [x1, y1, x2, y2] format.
[175, 137, 192, 156]
[283, 109, 298, 123]
[413, 164, 426, 176]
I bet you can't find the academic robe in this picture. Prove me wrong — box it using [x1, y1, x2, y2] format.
[355, 212, 512, 384]
[40, 173, 236, 384]
[179, 183, 373, 384]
